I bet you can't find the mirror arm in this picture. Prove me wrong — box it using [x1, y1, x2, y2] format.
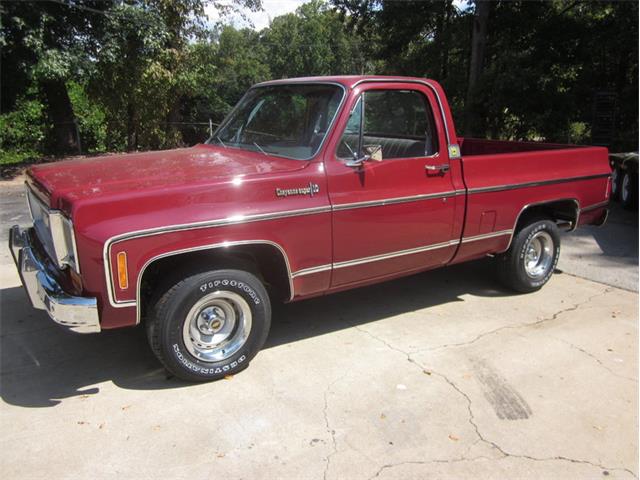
[345, 154, 370, 168]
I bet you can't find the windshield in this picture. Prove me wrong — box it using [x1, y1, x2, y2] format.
[209, 84, 344, 160]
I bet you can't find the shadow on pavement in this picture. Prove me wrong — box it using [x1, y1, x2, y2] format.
[0, 259, 514, 408]
[559, 202, 639, 293]
[571, 204, 638, 260]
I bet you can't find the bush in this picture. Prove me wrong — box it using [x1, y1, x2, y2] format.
[0, 95, 47, 165]
[67, 81, 107, 153]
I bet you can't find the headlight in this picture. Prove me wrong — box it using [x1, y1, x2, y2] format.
[49, 212, 80, 273]
[26, 186, 80, 274]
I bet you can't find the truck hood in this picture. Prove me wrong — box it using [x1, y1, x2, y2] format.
[28, 144, 307, 209]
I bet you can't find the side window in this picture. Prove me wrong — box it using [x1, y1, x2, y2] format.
[336, 97, 362, 159]
[337, 89, 438, 161]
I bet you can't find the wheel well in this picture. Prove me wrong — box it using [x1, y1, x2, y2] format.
[515, 199, 579, 232]
[138, 244, 291, 322]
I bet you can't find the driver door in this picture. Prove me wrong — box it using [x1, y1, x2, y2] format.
[325, 83, 461, 287]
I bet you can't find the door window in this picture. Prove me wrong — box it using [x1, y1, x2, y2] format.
[337, 89, 438, 161]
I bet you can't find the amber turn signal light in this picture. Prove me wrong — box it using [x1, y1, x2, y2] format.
[117, 251, 128, 289]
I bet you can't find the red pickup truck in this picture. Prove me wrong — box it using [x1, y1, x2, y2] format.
[10, 76, 611, 381]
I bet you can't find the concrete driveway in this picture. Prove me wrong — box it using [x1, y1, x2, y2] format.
[1, 177, 637, 479]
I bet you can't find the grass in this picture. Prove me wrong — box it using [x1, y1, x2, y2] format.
[0, 150, 40, 166]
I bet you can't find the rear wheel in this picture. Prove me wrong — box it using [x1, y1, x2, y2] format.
[147, 269, 271, 382]
[497, 219, 560, 293]
[620, 171, 638, 210]
[611, 166, 622, 200]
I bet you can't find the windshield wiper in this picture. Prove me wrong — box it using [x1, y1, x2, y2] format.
[253, 142, 268, 156]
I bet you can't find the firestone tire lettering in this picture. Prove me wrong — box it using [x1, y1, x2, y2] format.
[496, 219, 560, 293]
[172, 343, 246, 375]
[147, 269, 271, 382]
[199, 279, 261, 305]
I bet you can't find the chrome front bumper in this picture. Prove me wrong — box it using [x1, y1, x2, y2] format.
[9, 226, 100, 333]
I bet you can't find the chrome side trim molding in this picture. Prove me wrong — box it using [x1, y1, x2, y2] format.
[332, 190, 463, 211]
[291, 264, 333, 278]
[109, 205, 331, 245]
[501, 198, 580, 252]
[580, 200, 610, 213]
[134, 240, 294, 324]
[104, 205, 332, 308]
[333, 240, 459, 269]
[461, 229, 513, 244]
[104, 173, 605, 309]
[467, 173, 611, 195]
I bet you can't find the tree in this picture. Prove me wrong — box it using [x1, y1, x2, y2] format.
[264, 0, 366, 79]
[90, 4, 168, 150]
[1, 0, 111, 154]
[2, 0, 637, 163]
[464, 0, 490, 135]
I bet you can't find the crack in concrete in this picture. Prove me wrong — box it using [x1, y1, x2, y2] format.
[368, 454, 638, 480]
[557, 338, 638, 383]
[417, 288, 613, 354]
[353, 301, 638, 480]
[368, 455, 494, 479]
[322, 375, 344, 480]
[559, 270, 638, 294]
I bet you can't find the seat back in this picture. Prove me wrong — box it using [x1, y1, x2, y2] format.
[340, 134, 428, 159]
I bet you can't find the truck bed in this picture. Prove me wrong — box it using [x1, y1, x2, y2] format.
[452, 137, 611, 265]
[459, 137, 585, 156]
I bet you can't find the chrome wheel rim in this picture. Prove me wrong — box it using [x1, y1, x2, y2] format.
[524, 231, 554, 278]
[622, 174, 630, 202]
[611, 169, 619, 195]
[182, 291, 252, 362]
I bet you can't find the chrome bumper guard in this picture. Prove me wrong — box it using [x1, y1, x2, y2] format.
[9, 226, 100, 333]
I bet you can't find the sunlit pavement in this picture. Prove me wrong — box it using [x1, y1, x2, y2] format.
[1, 177, 637, 479]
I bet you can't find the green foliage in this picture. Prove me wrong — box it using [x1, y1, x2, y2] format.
[0, 93, 47, 165]
[333, 0, 638, 149]
[1, 0, 637, 163]
[87, 4, 180, 150]
[264, 0, 365, 78]
[67, 82, 107, 153]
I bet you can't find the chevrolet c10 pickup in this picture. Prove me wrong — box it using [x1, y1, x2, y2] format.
[10, 76, 611, 381]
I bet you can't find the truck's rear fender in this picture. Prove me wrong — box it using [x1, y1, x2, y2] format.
[450, 146, 610, 264]
[515, 198, 580, 231]
[450, 196, 581, 265]
[503, 198, 580, 251]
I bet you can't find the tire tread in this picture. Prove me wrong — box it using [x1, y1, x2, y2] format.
[146, 269, 270, 382]
[496, 218, 560, 293]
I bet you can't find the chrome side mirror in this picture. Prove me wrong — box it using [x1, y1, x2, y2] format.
[345, 144, 382, 167]
[345, 154, 371, 168]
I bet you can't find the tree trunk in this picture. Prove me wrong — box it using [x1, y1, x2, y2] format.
[436, 0, 453, 80]
[465, 0, 491, 136]
[126, 103, 137, 151]
[165, 98, 182, 147]
[40, 78, 79, 155]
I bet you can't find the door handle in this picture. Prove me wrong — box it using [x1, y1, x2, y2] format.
[425, 164, 450, 174]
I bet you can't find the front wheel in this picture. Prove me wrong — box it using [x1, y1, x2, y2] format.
[496, 219, 560, 293]
[147, 269, 271, 382]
